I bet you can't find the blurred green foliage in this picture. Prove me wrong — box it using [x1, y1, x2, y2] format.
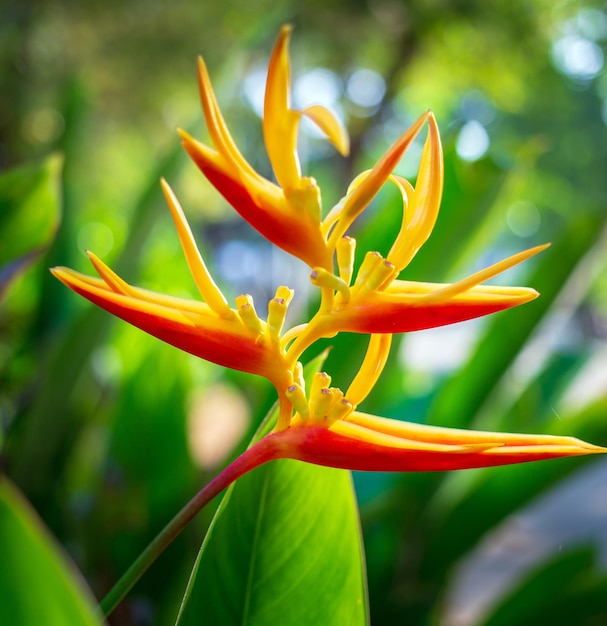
[0, 477, 103, 625]
[1, 0, 607, 624]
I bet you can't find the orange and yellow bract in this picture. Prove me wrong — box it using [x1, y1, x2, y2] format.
[52, 25, 604, 472]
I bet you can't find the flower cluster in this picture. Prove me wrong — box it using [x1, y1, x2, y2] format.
[53, 26, 604, 472]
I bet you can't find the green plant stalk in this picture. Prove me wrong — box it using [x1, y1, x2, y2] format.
[100, 438, 278, 616]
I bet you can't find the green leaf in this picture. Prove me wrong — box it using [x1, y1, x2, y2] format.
[176, 462, 367, 626]
[0, 477, 103, 626]
[176, 351, 368, 625]
[0, 154, 62, 268]
[427, 212, 607, 430]
[482, 548, 607, 626]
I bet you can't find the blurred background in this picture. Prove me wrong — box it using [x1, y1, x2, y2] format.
[2, 0, 607, 624]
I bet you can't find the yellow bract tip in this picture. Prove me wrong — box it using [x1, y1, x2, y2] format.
[160, 178, 233, 319]
[421, 243, 549, 304]
[302, 105, 350, 157]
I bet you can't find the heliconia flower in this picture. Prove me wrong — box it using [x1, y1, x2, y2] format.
[66, 28, 605, 615]
[52, 24, 605, 490]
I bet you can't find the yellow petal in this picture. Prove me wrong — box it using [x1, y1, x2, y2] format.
[328, 111, 430, 248]
[263, 24, 302, 189]
[418, 244, 549, 304]
[346, 334, 392, 405]
[302, 104, 350, 156]
[160, 178, 234, 319]
[196, 56, 260, 180]
[388, 113, 443, 270]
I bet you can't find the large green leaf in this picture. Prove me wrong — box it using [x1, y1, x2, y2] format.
[0, 477, 103, 626]
[177, 461, 367, 625]
[176, 352, 368, 625]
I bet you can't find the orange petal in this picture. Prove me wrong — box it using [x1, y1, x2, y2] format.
[267, 418, 604, 472]
[51, 266, 291, 391]
[179, 130, 331, 269]
[313, 282, 539, 337]
[196, 55, 260, 181]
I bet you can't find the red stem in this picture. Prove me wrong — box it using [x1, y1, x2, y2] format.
[99, 437, 278, 616]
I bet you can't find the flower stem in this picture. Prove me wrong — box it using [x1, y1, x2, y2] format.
[99, 439, 277, 616]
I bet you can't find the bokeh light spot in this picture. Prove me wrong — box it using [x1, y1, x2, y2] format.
[187, 384, 250, 469]
[346, 69, 386, 109]
[506, 201, 541, 238]
[216, 240, 262, 282]
[294, 68, 342, 108]
[456, 121, 490, 162]
[552, 35, 604, 80]
[77, 222, 115, 257]
[243, 66, 267, 117]
[23, 108, 65, 144]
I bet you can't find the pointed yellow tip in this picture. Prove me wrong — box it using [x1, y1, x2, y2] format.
[85, 250, 104, 268]
[280, 23, 294, 36]
[526, 288, 540, 302]
[177, 127, 191, 143]
[49, 265, 91, 291]
[51, 266, 86, 292]
[159, 177, 176, 206]
[576, 440, 607, 454]
[302, 105, 350, 157]
[274, 23, 293, 55]
[421, 242, 552, 305]
[196, 55, 211, 90]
